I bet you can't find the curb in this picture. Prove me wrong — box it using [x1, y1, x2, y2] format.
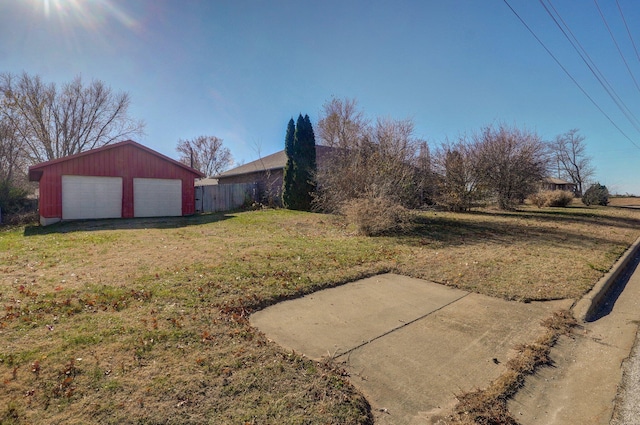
[572, 236, 640, 322]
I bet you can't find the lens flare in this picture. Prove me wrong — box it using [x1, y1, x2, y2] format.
[36, 0, 138, 30]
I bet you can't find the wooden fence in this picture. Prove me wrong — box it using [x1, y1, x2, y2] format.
[195, 183, 258, 213]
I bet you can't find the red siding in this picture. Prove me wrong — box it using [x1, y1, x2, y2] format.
[30, 141, 203, 221]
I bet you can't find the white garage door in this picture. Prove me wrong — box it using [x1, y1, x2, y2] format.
[62, 175, 123, 220]
[134, 178, 182, 217]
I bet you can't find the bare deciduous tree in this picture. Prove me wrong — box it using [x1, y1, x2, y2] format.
[0, 117, 30, 215]
[0, 72, 145, 163]
[316, 97, 369, 149]
[370, 116, 424, 206]
[550, 129, 594, 196]
[176, 135, 233, 177]
[0, 118, 24, 185]
[315, 97, 427, 212]
[416, 140, 433, 204]
[315, 98, 371, 211]
[432, 137, 484, 211]
[475, 125, 550, 210]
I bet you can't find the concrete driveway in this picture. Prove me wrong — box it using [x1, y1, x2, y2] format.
[250, 274, 572, 424]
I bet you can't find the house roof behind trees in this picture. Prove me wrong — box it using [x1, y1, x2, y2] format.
[544, 177, 576, 186]
[216, 150, 287, 178]
[215, 145, 334, 179]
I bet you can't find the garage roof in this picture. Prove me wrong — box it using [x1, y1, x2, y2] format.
[28, 140, 204, 181]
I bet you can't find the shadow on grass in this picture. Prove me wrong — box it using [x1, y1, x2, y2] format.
[475, 206, 640, 231]
[23, 212, 234, 236]
[392, 206, 640, 250]
[400, 215, 511, 246]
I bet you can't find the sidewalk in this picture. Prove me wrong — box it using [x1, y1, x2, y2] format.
[611, 324, 640, 424]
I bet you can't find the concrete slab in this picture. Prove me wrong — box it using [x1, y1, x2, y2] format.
[251, 273, 572, 424]
[348, 293, 571, 425]
[250, 274, 469, 360]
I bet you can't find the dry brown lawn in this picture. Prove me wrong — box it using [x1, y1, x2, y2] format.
[609, 196, 640, 207]
[1, 204, 639, 424]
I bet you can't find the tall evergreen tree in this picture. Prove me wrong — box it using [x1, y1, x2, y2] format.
[282, 114, 316, 210]
[282, 118, 296, 208]
[297, 114, 316, 210]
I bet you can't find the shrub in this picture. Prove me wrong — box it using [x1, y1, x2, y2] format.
[548, 190, 575, 207]
[2, 211, 38, 226]
[0, 181, 31, 219]
[341, 197, 415, 236]
[528, 192, 546, 208]
[529, 190, 574, 208]
[314, 98, 428, 213]
[582, 183, 609, 206]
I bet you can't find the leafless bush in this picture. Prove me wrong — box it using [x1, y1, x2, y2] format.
[341, 197, 415, 236]
[1, 210, 38, 227]
[528, 192, 546, 208]
[432, 137, 485, 211]
[314, 97, 429, 212]
[529, 190, 574, 208]
[432, 125, 550, 211]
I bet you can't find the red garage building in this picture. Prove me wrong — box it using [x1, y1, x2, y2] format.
[28, 140, 204, 226]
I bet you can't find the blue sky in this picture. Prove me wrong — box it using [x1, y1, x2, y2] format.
[2, 0, 640, 194]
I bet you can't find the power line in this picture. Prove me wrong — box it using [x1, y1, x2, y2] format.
[540, 0, 640, 134]
[502, 0, 640, 150]
[593, 0, 640, 95]
[615, 0, 640, 67]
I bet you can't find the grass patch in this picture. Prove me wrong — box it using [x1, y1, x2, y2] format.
[1, 206, 639, 423]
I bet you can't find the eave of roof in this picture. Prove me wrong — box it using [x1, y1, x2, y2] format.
[215, 145, 335, 179]
[216, 150, 287, 178]
[544, 177, 576, 185]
